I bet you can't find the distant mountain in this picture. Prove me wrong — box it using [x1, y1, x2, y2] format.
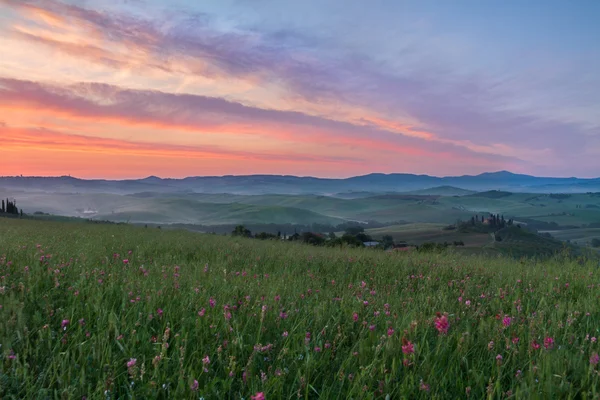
[1, 171, 599, 195]
[402, 186, 477, 196]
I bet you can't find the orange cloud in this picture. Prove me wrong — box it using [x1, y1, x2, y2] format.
[0, 125, 363, 166]
[0, 76, 521, 178]
[0, 128, 367, 179]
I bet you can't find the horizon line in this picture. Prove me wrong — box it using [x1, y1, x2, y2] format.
[1, 170, 598, 181]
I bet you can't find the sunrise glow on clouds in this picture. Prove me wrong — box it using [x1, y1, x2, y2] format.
[1, 0, 599, 178]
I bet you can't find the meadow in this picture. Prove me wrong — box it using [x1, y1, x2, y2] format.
[2, 218, 600, 399]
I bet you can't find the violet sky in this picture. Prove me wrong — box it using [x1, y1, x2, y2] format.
[1, 0, 599, 178]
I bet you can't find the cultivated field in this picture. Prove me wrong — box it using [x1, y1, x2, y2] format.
[1, 219, 600, 398]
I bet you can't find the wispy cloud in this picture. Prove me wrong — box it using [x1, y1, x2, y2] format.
[0, 77, 524, 169]
[0, 0, 598, 177]
[0, 123, 361, 164]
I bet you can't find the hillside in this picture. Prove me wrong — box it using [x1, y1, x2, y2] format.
[2, 189, 599, 241]
[1, 218, 599, 398]
[2, 171, 600, 195]
[402, 186, 476, 196]
[488, 226, 572, 257]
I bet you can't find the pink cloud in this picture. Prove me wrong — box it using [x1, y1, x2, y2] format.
[0, 77, 520, 169]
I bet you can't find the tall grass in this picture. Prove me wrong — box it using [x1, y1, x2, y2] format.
[1, 219, 599, 399]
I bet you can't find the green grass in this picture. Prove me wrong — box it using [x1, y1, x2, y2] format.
[1, 218, 600, 399]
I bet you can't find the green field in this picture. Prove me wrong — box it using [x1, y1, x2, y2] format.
[365, 223, 490, 247]
[1, 218, 600, 398]
[3, 190, 599, 228]
[539, 228, 600, 246]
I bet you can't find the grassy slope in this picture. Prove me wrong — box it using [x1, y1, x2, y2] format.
[540, 228, 600, 245]
[1, 219, 600, 398]
[365, 223, 491, 247]
[2, 190, 599, 228]
[488, 226, 572, 258]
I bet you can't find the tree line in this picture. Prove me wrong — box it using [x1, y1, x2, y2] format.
[230, 224, 393, 249]
[1, 198, 23, 217]
[451, 213, 513, 233]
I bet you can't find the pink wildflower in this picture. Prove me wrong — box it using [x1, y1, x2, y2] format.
[502, 316, 512, 327]
[126, 358, 137, 368]
[209, 298, 216, 308]
[590, 353, 600, 365]
[191, 379, 199, 391]
[543, 337, 554, 350]
[387, 327, 394, 337]
[401, 338, 414, 354]
[434, 313, 449, 335]
[353, 312, 359, 322]
[202, 355, 210, 365]
[251, 392, 265, 400]
[61, 319, 70, 329]
[531, 340, 540, 350]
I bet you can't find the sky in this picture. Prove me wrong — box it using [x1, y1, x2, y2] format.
[0, 0, 599, 179]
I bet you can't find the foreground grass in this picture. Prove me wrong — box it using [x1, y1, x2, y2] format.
[1, 219, 600, 399]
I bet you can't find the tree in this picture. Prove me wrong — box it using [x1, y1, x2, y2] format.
[381, 234, 394, 249]
[232, 225, 252, 237]
[0, 199, 4, 213]
[592, 238, 600, 248]
[340, 234, 364, 247]
[255, 232, 277, 240]
[301, 232, 326, 246]
[288, 233, 300, 241]
[355, 232, 373, 242]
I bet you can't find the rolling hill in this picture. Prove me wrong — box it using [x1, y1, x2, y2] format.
[2, 171, 600, 195]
